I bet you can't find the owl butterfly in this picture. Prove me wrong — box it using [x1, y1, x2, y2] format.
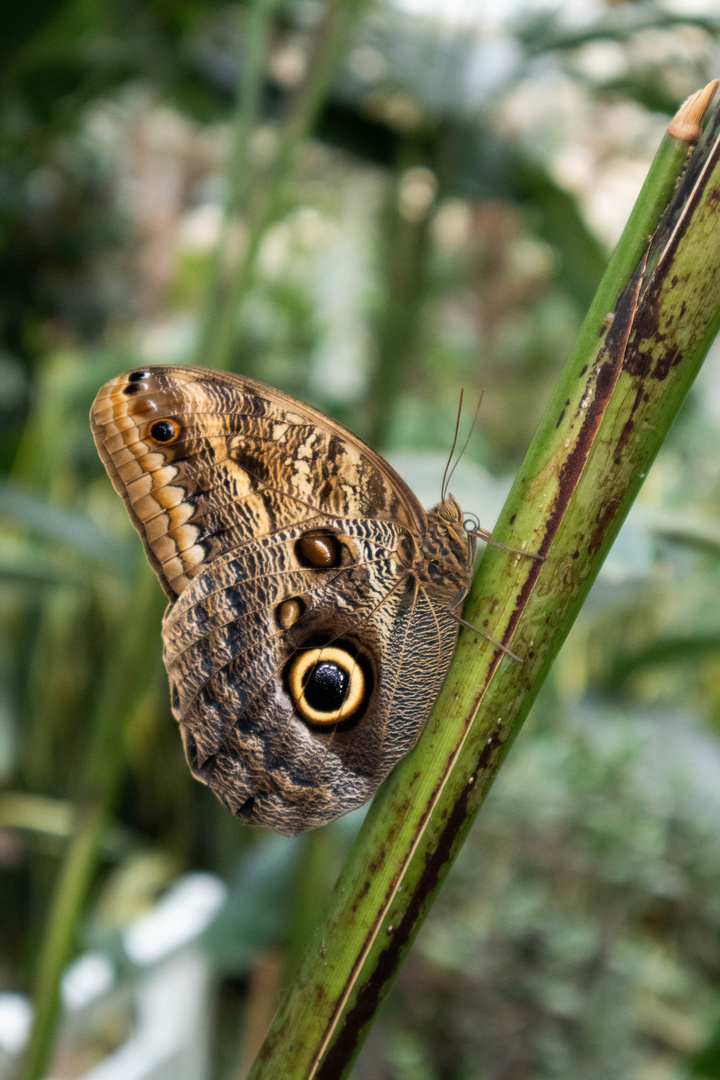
[91, 366, 482, 835]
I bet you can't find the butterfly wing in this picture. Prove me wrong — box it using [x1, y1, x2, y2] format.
[91, 365, 465, 834]
[90, 365, 425, 599]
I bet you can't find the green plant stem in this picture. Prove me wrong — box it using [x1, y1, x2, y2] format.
[20, 805, 107, 1080]
[285, 827, 337, 976]
[560, 111, 695, 383]
[19, 563, 163, 1080]
[246, 89, 720, 1079]
[206, 0, 369, 372]
[368, 136, 435, 448]
[193, 0, 282, 367]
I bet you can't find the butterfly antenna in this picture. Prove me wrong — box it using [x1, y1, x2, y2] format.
[442, 389, 465, 502]
[443, 391, 484, 501]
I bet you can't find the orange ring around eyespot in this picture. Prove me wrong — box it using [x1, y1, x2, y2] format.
[288, 647, 365, 725]
[147, 418, 181, 444]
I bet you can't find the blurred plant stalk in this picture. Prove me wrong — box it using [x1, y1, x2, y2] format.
[369, 144, 436, 449]
[192, 0, 281, 369]
[19, 562, 163, 1080]
[194, 0, 369, 373]
[245, 81, 720, 1080]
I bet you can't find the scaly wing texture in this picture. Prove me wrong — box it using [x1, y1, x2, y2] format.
[162, 517, 457, 833]
[90, 365, 425, 599]
[91, 365, 463, 833]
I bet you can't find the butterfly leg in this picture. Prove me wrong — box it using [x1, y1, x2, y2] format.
[450, 609, 523, 663]
[468, 524, 544, 562]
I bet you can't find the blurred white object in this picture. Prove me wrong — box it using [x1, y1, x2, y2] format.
[0, 995, 33, 1056]
[75, 948, 212, 1080]
[0, 872, 227, 1080]
[62, 954, 115, 1012]
[123, 873, 227, 967]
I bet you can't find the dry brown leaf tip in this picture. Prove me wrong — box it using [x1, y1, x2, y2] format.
[667, 79, 720, 144]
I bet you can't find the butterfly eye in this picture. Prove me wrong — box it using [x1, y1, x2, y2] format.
[148, 418, 181, 444]
[286, 645, 370, 726]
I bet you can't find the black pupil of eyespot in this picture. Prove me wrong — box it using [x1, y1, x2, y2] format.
[150, 420, 176, 442]
[303, 662, 348, 712]
[128, 371, 148, 382]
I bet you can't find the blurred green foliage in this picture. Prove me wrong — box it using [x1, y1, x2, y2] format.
[2, 1, 720, 1077]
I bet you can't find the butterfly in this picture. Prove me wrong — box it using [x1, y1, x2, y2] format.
[90, 365, 479, 834]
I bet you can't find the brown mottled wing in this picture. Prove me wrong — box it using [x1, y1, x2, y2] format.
[90, 365, 425, 599]
[160, 516, 459, 833]
[90, 365, 467, 834]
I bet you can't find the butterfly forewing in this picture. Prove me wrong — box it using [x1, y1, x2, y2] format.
[91, 366, 423, 598]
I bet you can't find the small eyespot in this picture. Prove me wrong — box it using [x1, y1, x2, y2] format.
[295, 531, 343, 569]
[286, 645, 370, 726]
[124, 371, 150, 394]
[149, 418, 180, 444]
[276, 597, 306, 630]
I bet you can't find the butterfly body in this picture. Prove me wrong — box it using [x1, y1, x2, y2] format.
[91, 366, 474, 834]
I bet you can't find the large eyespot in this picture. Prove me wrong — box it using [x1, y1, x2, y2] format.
[295, 531, 343, 569]
[286, 645, 369, 726]
[148, 418, 181, 444]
